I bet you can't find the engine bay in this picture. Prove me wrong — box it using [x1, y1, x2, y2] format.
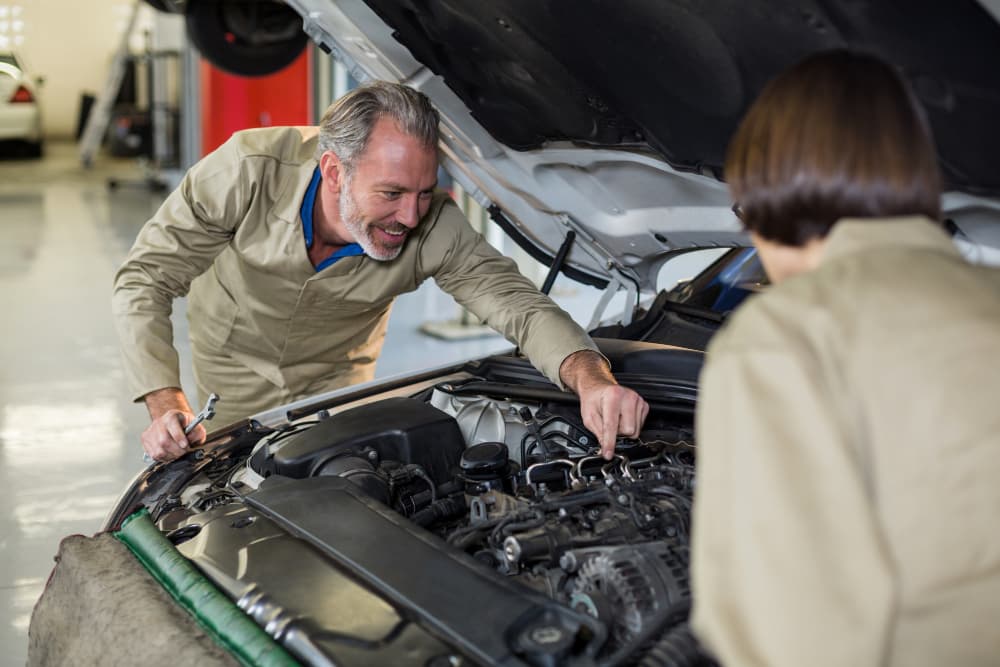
[141, 359, 712, 666]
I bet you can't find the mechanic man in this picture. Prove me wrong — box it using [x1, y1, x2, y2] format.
[691, 51, 1000, 665]
[113, 81, 647, 463]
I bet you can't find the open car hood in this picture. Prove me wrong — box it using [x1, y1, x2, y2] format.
[286, 0, 1000, 291]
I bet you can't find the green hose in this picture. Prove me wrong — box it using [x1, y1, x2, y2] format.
[115, 509, 300, 667]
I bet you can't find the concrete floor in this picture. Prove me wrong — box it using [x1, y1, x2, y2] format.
[0, 141, 606, 665]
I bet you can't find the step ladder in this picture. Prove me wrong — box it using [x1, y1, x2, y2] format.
[79, 1, 141, 167]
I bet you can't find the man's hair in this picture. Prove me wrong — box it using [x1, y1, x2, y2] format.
[316, 81, 440, 173]
[724, 50, 942, 246]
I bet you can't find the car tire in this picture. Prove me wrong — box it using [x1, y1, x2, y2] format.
[184, 0, 308, 77]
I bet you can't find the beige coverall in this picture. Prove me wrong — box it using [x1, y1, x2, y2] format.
[112, 127, 597, 425]
[692, 217, 1000, 666]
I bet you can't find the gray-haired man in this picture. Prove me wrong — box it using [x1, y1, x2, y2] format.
[113, 81, 647, 463]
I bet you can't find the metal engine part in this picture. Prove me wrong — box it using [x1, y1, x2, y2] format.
[429, 388, 586, 466]
[567, 543, 689, 646]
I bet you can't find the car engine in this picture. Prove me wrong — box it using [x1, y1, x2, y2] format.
[130, 348, 713, 667]
[429, 386, 698, 655]
[222, 378, 711, 666]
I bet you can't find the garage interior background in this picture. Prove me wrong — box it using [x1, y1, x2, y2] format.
[0, 2, 715, 664]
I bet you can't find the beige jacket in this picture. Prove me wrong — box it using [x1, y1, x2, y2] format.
[692, 217, 1000, 666]
[112, 127, 597, 423]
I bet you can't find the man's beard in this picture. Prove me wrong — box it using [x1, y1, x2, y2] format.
[339, 181, 408, 261]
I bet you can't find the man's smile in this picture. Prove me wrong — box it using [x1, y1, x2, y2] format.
[373, 224, 408, 244]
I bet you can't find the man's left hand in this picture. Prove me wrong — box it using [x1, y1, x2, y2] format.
[559, 350, 649, 459]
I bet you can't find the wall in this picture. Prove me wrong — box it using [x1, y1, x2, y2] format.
[6, 0, 162, 139]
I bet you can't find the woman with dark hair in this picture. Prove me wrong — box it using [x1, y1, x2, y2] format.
[691, 51, 1000, 666]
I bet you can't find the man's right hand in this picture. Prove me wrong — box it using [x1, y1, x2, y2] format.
[141, 387, 208, 462]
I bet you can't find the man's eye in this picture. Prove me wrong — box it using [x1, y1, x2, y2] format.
[419, 191, 434, 199]
[383, 191, 401, 200]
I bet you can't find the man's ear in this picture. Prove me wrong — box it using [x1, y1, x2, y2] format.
[319, 151, 346, 193]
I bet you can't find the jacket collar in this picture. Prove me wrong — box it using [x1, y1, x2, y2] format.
[270, 128, 322, 226]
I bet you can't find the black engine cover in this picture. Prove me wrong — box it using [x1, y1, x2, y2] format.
[250, 397, 466, 485]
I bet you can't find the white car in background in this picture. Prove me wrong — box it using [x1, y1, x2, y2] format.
[0, 51, 43, 157]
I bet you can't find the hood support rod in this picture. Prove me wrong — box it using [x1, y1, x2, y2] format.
[541, 230, 577, 295]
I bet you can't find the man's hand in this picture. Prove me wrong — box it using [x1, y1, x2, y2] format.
[141, 387, 207, 462]
[559, 350, 649, 459]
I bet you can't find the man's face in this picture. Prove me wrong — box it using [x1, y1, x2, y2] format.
[335, 118, 438, 261]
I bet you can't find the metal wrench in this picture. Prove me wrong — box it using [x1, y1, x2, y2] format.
[143, 393, 220, 464]
[184, 392, 220, 435]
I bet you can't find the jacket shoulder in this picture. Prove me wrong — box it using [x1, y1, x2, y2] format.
[226, 126, 319, 164]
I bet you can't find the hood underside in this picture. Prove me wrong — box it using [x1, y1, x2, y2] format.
[361, 0, 1000, 195]
[289, 0, 1000, 289]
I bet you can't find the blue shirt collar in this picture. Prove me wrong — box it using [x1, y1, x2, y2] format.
[301, 167, 364, 272]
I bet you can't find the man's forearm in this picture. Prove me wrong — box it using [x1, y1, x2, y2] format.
[143, 387, 192, 421]
[559, 349, 617, 395]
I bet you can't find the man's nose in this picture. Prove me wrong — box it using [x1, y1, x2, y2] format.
[396, 194, 422, 229]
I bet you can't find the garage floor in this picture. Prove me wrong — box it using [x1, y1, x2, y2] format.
[0, 142, 603, 664]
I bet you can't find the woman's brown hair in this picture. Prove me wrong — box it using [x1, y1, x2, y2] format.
[725, 50, 942, 246]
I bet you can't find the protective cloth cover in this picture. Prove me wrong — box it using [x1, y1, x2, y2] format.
[27, 531, 241, 667]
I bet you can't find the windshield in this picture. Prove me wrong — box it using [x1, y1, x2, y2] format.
[667, 248, 768, 313]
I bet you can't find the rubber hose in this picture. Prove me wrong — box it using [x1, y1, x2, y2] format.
[410, 496, 467, 527]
